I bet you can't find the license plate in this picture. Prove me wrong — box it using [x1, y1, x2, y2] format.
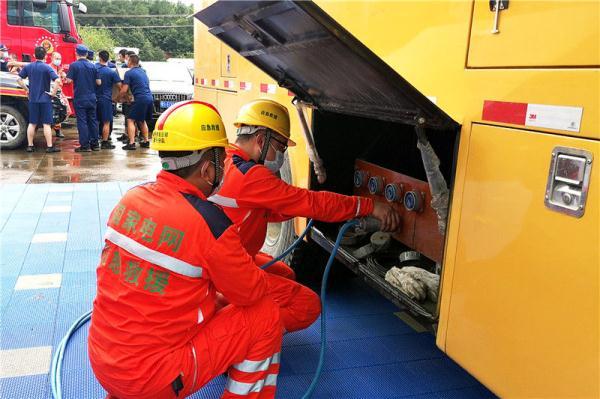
[160, 101, 174, 109]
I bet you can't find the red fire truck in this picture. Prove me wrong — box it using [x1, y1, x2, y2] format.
[0, 0, 86, 149]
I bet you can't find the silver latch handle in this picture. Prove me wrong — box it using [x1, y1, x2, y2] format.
[491, 0, 501, 34]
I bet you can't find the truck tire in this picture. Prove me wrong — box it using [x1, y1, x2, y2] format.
[260, 153, 296, 261]
[0, 104, 27, 150]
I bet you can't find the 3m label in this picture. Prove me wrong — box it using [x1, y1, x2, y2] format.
[525, 104, 583, 132]
[483, 100, 583, 133]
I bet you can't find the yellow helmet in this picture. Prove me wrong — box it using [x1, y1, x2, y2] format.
[234, 99, 296, 146]
[151, 100, 229, 151]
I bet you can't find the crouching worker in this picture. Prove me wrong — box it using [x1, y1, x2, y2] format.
[211, 99, 401, 333]
[88, 101, 283, 399]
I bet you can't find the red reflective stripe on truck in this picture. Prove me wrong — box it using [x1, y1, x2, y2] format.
[482, 100, 528, 125]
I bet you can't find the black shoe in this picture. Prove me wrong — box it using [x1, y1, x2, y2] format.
[55, 130, 65, 138]
[26, 146, 35, 152]
[122, 143, 136, 150]
[101, 141, 115, 149]
[117, 134, 128, 142]
[75, 146, 91, 153]
[140, 141, 150, 148]
[91, 144, 100, 152]
[46, 146, 61, 153]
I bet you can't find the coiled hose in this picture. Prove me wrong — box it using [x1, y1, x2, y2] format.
[51, 218, 360, 399]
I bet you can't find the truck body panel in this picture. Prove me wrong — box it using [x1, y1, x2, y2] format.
[193, 1, 599, 396]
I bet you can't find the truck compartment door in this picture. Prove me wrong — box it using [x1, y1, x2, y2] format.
[195, 0, 459, 131]
[468, 0, 600, 67]
[440, 123, 598, 397]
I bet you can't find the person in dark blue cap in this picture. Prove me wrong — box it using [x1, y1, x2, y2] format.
[16, 46, 61, 152]
[0, 43, 9, 72]
[87, 49, 94, 62]
[118, 53, 152, 150]
[95, 50, 122, 149]
[66, 44, 101, 152]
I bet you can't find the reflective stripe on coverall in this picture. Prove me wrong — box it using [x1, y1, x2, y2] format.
[88, 170, 282, 399]
[209, 146, 375, 332]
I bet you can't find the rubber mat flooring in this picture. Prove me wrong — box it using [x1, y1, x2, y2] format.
[0, 183, 495, 398]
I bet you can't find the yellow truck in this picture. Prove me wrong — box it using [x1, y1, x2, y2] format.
[193, 1, 599, 397]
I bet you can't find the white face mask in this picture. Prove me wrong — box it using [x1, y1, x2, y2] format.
[264, 145, 285, 174]
[53, 59, 61, 66]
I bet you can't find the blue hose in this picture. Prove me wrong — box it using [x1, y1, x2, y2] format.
[51, 218, 357, 399]
[301, 219, 359, 399]
[261, 219, 314, 269]
[51, 309, 92, 399]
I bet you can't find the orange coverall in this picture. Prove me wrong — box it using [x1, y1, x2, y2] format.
[209, 146, 374, 332]
[89, 171, 283, 399]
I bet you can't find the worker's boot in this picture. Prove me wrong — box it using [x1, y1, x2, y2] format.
[101, 141, 116, 150]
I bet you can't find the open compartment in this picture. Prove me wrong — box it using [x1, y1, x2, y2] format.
[196, 0, 461, 324]
[308, 110, 459, 322]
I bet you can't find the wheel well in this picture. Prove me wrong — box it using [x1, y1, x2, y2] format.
[0, 96, 28, 116]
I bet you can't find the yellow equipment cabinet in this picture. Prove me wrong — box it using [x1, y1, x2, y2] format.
[468, 0, 600, 67]
[193, 1, 599, 396]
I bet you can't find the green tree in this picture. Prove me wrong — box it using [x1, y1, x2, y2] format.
[76, 0, 193, 61]
[79, 26, 117, 55]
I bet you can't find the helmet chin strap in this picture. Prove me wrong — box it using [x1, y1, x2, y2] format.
[258, 130, 272, 165]
[212, 148, 222, 188]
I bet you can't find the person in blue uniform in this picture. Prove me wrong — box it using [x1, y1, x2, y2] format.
[87, 50, 95, 62]
[95, 50, 122, 149]
[66, 44, 101, 152]
[117, 49, 128, 68]
[118, 54, 152, 150]
[0, 44, 9, 72]
[16, 46, 61, 153]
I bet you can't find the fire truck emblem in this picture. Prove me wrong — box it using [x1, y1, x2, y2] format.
[35, 36, 56, 54]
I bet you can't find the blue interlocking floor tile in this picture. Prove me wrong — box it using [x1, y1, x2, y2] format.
[0, 183, 496, 399]
[2, 288, 59, 326]
[61, 271, 97, 287]
[0, 246, 28, 276]
[64, 232, 102, 251]
[59, 324, 93, 372]
[53, 301, 93, 347]
[59, 367, 106, 399]
[63, 249, 102, 273]
[396, 385, 496, 398]
[283, 313, 416, 347]
[0, 275, 17, 310]
[0, 374, 49, 399]
[1, 216, 41, 240]
[48, 183, 74, 191]
[1, 321, 55, 350]
[35, 213, 71, 234]
[73, 183, 98, 192]
[58, 283, 97, 305]
[280, 333, 441, 376]
[46, 192, 74, 202]
[20, 243, 66, 275]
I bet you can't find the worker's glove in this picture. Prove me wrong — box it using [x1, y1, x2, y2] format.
[385, 266, 440, 302]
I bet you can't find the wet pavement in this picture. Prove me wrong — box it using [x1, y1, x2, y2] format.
[0, 115, 161, 184]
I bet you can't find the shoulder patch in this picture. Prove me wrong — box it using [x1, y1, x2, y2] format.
[182, 193, 232, 239]
[232, 155, 257, 175]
